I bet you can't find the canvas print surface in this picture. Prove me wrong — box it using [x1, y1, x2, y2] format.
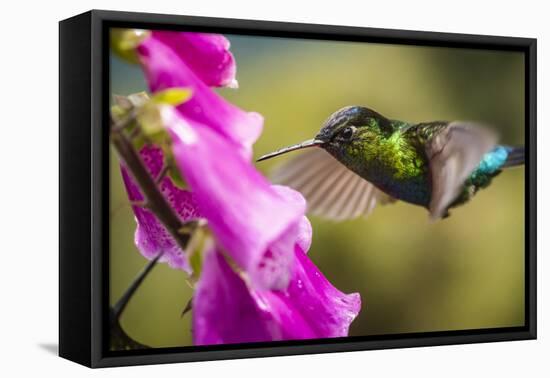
[108, 28, 525, 351]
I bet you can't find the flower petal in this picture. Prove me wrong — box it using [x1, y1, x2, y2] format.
[165, 108, 305, 289]
[120, 145, 201, 272]
[193, 245, 361, 345]
[192, 249, 275, 345]
[278, 243, 361, 338]
[152, 31, 237, 88]
[137, 34, 262, 158]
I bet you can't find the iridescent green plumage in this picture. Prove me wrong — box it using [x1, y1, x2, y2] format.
[326, 117, 430, 207]
[258, 106, 524, 220]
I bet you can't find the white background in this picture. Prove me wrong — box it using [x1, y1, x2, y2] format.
[0, 0, 547, 376]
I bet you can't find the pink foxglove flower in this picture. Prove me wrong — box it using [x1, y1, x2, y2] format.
[121, 31, 261, 271]
[192, 218, 361, 345]
[137, 32, 262, 159]
[116, 30, 362, 344]
[163, 107, 361, 343]
[165, 110, 305, 289]
[151, 32, 238, 88]
[129, 31, 302, 288]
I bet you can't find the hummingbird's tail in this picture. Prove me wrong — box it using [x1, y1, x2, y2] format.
[502, 146, 525, 168]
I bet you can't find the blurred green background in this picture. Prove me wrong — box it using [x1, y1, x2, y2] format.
[110, 33, 525, 348]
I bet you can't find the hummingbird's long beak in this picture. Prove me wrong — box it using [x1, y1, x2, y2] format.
[257, 139, 325, 162]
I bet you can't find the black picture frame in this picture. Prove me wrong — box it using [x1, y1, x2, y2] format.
[59, 9, 537, 368]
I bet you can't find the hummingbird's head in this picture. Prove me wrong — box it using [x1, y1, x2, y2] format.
[257, 106, 392, 162]
[315, 105, 392, 152]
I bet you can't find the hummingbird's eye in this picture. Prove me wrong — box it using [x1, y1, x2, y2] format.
[340, 126, 356, 141]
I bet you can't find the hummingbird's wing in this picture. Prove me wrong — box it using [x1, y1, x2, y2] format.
[271, 148, 395, 221]
[423, 121, 497, 220]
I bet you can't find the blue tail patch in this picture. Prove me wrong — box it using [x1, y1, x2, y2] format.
[477, 146, 510, 175]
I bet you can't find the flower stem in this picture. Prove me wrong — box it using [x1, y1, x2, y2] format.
[112, 252, 164, 320]
[109, 114, 197, 350]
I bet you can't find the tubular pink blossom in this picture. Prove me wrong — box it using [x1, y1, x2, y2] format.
[165, 108, 306, 289]
[116, 31, 363, 344]
[137, 34, 262, 159]
[193, 240, 361, 345]
[151, 31, 238, 88]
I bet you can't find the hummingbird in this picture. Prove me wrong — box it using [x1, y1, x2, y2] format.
[257, 106, 524, 221]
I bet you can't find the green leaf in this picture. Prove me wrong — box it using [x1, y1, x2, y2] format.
[110, 104, 127, 123]
[110, 28, 150, 64]
[189, 229, 209, 278]
[168, 164, 188, 189]
[136, 103, 165, 137]
[151, 88, 192, 107]
[131, 133, 148, 152]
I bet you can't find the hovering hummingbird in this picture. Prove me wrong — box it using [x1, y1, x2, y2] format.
[257, 106, 524, 221]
